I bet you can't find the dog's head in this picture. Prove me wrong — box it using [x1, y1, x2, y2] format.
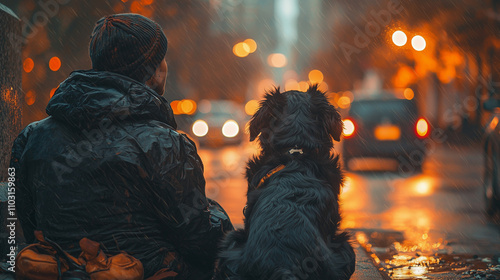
[248, 85, 343, 152]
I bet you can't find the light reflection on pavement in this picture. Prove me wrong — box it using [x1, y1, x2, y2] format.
[198, 142, 260, 227]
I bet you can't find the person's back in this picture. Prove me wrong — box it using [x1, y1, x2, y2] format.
[10, 13, 233, 279]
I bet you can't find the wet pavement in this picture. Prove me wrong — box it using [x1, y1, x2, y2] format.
[201, 141, 500, 279]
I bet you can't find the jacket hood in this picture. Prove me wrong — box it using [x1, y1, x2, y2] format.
[46, 70, 177, 130]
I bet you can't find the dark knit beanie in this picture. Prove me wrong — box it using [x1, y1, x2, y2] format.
[89, 13, 168, 83]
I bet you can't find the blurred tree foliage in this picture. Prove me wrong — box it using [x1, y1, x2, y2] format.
[309, 0, 499, 92]
[308, 0, 499, 128]
[3, 0, 261, 126]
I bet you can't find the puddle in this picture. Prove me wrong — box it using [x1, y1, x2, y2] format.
[354, 231, 500, 279]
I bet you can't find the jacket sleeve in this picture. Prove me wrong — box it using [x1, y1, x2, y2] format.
[9, 124, 36, 244]
[148, 130, 233, 268]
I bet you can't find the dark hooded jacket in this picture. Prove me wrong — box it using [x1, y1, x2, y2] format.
[9, 70, 232, 278]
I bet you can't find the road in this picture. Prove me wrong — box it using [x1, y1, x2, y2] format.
[199, 141, 500, 279]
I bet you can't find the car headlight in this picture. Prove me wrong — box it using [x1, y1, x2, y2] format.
[192, 120, 209, 137]
[222, 120, 239, 138]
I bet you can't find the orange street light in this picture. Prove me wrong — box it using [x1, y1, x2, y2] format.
[411, 35, 426, 51]
[392, 30, 407, 46]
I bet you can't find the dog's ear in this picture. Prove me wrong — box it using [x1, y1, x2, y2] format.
[307, 84, 344, 142]
[249, 87, 285, 142]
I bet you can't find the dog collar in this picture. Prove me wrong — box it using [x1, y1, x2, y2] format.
[244, 164, 286, 217]
[255, 164, 285, 189]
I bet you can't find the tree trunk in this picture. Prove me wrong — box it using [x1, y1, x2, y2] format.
[0, 4, 22, 180]
[0, 3, 22, 262]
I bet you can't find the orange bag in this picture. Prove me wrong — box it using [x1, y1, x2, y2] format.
[15, 231, 144, 280]
[78, 237, 143, 280]
[16, 231, 88, 280]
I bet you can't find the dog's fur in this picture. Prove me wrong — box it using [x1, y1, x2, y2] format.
[214, 85, 356, 280]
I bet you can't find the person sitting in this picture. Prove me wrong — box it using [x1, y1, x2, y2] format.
[10, 13, 233, 279]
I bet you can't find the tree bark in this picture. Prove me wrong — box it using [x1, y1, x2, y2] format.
[0, 4, 22, 181]
[0, 3, 21, 262]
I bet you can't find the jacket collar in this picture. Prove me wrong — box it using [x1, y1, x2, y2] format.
[46, 70, 177, 130]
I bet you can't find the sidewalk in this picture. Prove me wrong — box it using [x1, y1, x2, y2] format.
[351, 240, 387, 280]
[0, 239, 391, 280]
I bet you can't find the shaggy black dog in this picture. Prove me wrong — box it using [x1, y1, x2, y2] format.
[214, 85, 356, 280]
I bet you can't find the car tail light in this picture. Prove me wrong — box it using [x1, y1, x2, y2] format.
[343, 118, 356, 139]
[415, 118, 430, 138]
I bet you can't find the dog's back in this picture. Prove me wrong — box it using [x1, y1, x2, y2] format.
[240, 162, 350, 279]
[215, 86, 356, 280]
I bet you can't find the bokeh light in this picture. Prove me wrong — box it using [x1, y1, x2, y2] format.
[245, 100, 260, 115]
[285, 79, 299, 91]
[416, 118, 429, 137]
[170, 100, 181, 115]
[222, 120, 239, 138]
[343, 91, 354, 101]
[130, 1, 143, 13]
[171, 100, 197, 115]
[404, 88, 414, 100]
[244, 39, 257, 53]
[198, 99, 212, 113]
[298, 81, 309, 92]
[343, 119, 355, 137]
[411, 35, 426, 51]
[318, 81, 329, 92]
[192, 120, 209, 137]
[25, 90, 36, 105]
[233, 42, 250, 57]
[49, 57, 61, 71]
[267, 53, 287, 68]
[415, 180, 431, 195]
[392, 30, 407, 46]
[180, 99, 197, 115]
[257, 78, 275, 94]
[308, 69, 324, 84]
[23, 58, 34, 73]
[338, 96, 351, 109]
[50, 88, 57, 98]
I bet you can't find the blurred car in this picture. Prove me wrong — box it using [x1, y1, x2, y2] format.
[190, 100, 246, 147]
[482, 98, 500, 216]
[342, 94, 430, 172]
